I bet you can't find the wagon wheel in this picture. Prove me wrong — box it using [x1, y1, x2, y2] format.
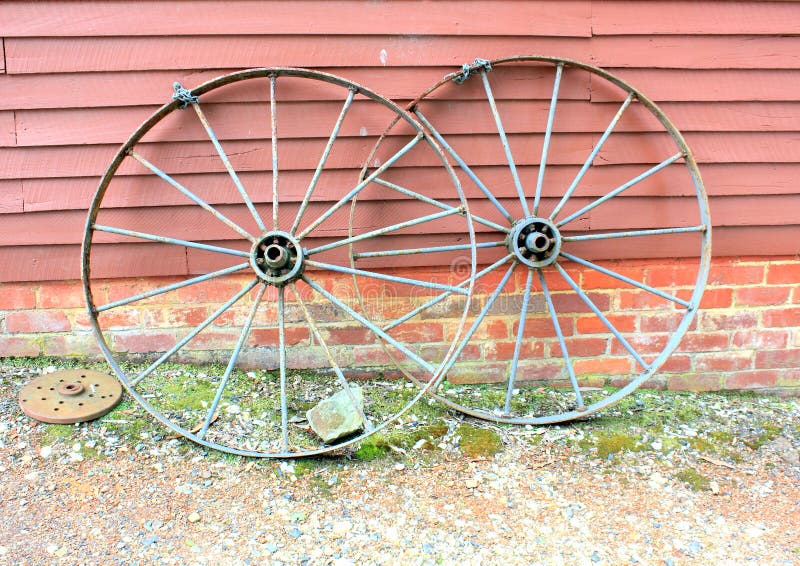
[360, 56, 710, 424]
[82, 68, 475, 457]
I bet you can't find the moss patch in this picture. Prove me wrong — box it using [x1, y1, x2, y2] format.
[585, 432, 646, 460]
[744, 423, 782, 450]
[456, 424, 503, 458]
[675, 467, 711, 491]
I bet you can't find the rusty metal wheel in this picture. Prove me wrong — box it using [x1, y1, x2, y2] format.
[82, 68, 475, 457]
[366, 56, 711, 424]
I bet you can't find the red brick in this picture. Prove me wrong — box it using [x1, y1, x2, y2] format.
[0, 284, 37, 310]
[249, 326, 311, 346]
[512, 316, 573, 338]
[537, 266, 579, 292]
[515, 359, 565, 381]
[37, 283, 84, 309]
[473, 319, 509, 340]
[667, 373, 722, 392]
[175, 278, 250, 304]
[699, 311, 758, 332]
[707, 263, 764, 286]
[766, 262, 800, 285]
[148, 306, 211, 328]
[353, 345, 393, 366]
[693, 352, 752, 372]
[576, 314, 636, 334]
[0, 336, 41, 356]
[685, 287, 733, 309]
[182, 329, 242, 350]
[556, 337, 608, 357]
[610, 333, 669, 356]
[446, 362, 509, 384]
[42, 334, 102, 357]
[657, 354, 692, 373]
[5, 310, 70, 333]
[725, 370, 779, 390]
[755, 348, 800, 369]
[287, 346, 343, 369]
[113, 331, 176, 353]
[732, 329, 788, 350]
[734, 286, 791, 307]
[618, 290, 672, 310]
[582, 265, 645, 289]
[485, 339, 545, 361]
[420, 343, 482, 362]
[646, 263, 700, 287]
[763, 307, 800, 328]
[678, 332, 729, 352]
[573, 357, 631, 376]
[640, 312, 695, 333]
[550, 291, 611, 314]
[385, 321, 444, 344]
[104, 277, 184, 305]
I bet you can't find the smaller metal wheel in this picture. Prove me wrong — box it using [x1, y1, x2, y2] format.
[83, 68, 475, 457]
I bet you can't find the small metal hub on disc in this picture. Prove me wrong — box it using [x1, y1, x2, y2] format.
[250, 230, 304, 286]
[508, 216, 561, 268]
[18, 369, 123, 424]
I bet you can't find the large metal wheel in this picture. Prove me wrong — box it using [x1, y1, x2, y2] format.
[82, 68, 475, 457]
[364, 56, 711, 424]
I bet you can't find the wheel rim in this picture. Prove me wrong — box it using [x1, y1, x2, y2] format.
[369, 56, 711, 424]
[82, 68, 475, 456]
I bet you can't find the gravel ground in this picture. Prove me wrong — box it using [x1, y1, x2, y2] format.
[1, 361, 799, 565]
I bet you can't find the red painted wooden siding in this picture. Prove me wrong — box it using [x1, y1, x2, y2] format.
[0, 1, 798, 282]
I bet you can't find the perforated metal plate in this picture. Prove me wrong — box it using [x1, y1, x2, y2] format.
[18, 369, 122, 424]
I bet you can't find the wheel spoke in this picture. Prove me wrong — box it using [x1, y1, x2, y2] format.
[414, 110, 515, 224]
[302, 275, 435, 373]
[533, 63, 563, 215]
[479, 71, 528, 216]
[278, 286, 289, 451]
[354, 240, 504, 260]
[290, 283, 374, 431]
[439, 261, 518, 382]
[129, 150, 256, 242]
[95, 263, 250, 313]
[372, 177, 510, 233]
[291, 89, 356, 234]
[92, 224, 250, 257]
[198, 283, 266, 439]
[538, 269, 584, 409]
[305, 208, 463, 256]
[304, 259, 469, 295]
[270, 75, 279, 231]
[556, 152, 684, 227]
[563, 225, 706, 242]
[296, 133, 423, 240]
[131, 278, 259, 386]
[504, 268, 534, 413]
[191, 101, 267, 232]
[549, 93, 634, 221]
[553, 262, 648, 370]
[559, 251, 691, 308]
[383, 254, 513, 331]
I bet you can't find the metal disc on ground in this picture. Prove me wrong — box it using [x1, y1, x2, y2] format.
[18, 369, 122, 424]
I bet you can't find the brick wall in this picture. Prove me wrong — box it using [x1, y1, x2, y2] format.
[2, 256, 797, 394]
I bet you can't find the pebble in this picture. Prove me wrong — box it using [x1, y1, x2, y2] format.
[464, 479, 479, 489]
[39, 445, 53, 459]
[187, 512, 201, 523]
[332, 521, 352, 537]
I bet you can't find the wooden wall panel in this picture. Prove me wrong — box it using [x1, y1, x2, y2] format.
[0, 1, 591, 38]
[0, 0, 797, 282]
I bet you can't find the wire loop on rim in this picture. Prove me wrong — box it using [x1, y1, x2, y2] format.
[172, 82, 199, 108]
[453, 58, 493, 84]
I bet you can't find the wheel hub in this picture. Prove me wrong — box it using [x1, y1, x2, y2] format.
[508, 217, 561, 268]
[250, 231, 304, 286]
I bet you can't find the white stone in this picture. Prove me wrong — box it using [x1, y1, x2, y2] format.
[39, 445, 52, 458]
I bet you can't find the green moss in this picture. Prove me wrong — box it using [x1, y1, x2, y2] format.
[40, 424, 76, 444]
[353, 435, 390, 461]
[675, 467, 710, 491]
[456, 424, 503, 458]
[592, 432, 646, 459]
[687, 436, 716, 453]
[709, 430, 734, 444]
[744, 423, 782, 450]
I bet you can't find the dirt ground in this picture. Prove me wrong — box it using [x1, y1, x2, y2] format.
[1, 361, 799, 565]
